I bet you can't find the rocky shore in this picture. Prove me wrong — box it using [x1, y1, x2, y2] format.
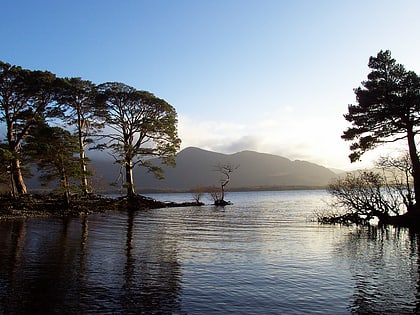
[0, 194, 204, 220]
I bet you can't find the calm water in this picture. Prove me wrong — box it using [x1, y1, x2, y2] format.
[1, 190, 420, 314]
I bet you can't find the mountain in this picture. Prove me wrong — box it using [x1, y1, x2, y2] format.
[89, 147, 337, 192]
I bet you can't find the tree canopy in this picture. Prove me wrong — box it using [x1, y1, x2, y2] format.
[0, 61, 60, 195]
[0, 60, 181, 201]
[56, 77, 106, 195]
[343, 51, 420, 160]
[23, 122, 81, 205]
[96, 82, 181, 197]
[342, 50, 420, 211]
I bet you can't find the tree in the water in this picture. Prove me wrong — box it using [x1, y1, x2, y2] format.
[96, 82, 181, 198]
[213, 162, 239, 206]
[0, 61, 59, 196]
[342, 50, 420, 216]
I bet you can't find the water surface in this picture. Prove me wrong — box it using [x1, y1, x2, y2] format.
[1, 190, 419, 314]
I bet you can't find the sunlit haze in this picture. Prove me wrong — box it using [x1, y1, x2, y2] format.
[2, 0, 420, 170]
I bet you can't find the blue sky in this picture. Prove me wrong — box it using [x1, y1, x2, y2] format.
[2, 0, 420, 169]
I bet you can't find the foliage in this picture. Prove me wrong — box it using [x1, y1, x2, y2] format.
[96, 82, 181, 197]
[342, 50, 420, 210]
[342, 50, 420, 161]
[0, 144, 13, 191]
[0, 60, 60, 195]
[23, 123, 82, 205]
[56, 77, 106, 194]
[0, 60, 181, 199]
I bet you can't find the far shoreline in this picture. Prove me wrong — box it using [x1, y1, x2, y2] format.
[106, 185, 328, 195]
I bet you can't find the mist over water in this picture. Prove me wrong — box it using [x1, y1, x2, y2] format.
[0, 190, 419, 314]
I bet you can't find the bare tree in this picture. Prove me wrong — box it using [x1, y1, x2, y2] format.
[207, 185, 223, 205]
[318, 154, 414, 225]
[213, 162, 239, 205]
[376, 153, 415, 209]
[191, 186, 206, 204]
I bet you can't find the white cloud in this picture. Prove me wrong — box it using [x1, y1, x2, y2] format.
[178, 112, 372, 170]
[178, 99, 411, 171]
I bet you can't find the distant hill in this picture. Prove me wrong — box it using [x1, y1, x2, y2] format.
[88, 147, 337, 192]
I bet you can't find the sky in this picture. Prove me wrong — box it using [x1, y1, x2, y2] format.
[1, 0, 420, 170]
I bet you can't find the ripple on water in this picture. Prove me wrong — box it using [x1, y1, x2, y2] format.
[0, 191, 419, 314]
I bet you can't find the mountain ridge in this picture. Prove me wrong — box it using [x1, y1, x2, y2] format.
[88, 146, 338, 193]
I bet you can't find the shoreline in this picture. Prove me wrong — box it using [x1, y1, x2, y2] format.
[0, 194, 203, 221]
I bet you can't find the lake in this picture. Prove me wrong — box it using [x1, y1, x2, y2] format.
[0, 190, 419, 314]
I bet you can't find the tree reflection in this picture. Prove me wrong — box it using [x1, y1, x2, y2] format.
[21, 217, 86, 313]
[0, 219, 26, 314]
[336, 226, 420, 314]
[123, 210, 136, 295]
[0, 217, 91, 313]
[0, 212, 185, 313]
[78, 214, 89, 304]
[412, 231, 420, 314]
[122, 210, 184, 314]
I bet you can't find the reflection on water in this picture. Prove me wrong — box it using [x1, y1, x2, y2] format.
[0, 191, 419, 314]
[0, 213, 183, 314]
[121, 211, 182, 314]
[336, 226, 420, 314]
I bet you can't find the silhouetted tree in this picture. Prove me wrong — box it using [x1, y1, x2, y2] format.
[213, 162, 239, 205]
[191, 186, 206, 204]
[342, 50, 420, 213]
[377, 153, 415, 209]
[56, 77, 105, 195]
[96, 82, 181, 198]
[319, 153, 414, 226]
[208, 185, 223, 204]
[0, 144, 14, 195]
[23, 123, 81, 206]
[0, 61, 59, 196]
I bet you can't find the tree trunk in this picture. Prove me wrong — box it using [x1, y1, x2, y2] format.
[125, 158, 135, 198]
[11, 158, 27, 196]
[220, 182, 226, 201]
[79, 146, 89, 195]
[407, 126, 420, 213]
[61, 164, 71, 207]
[78, 114, 90, 195]
[9, 161, 17, 198]
[63, 177, 70, 207]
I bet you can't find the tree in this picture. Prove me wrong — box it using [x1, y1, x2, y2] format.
[213, 162, 239, 205]
[318, 154, 414, 226]
[96, 82, 181, 198]
[56, 77, 105, 195]
[191, 186, 206, 204]
[0, 144, 14, 195]
[208, 185, 223, 205]
[342, 50, 420, 212]
[376, 153, 415, 210]
[0, 61, 59, 196]
[23, 123, 81, 206]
